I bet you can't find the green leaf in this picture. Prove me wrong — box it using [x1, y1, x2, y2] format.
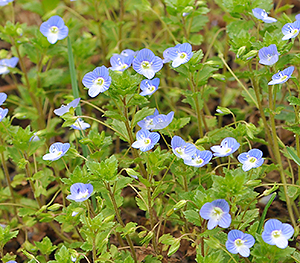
[183, 210, 201, 226]
[168, 238, 180, 256]
[286, 146, 300, 166]
[34, 236, 57, 255]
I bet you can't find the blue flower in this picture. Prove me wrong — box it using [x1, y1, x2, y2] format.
[0, 108, 8, 122]
[262, 219, 294, 249]
[211, 137, 240, 157]
[109, 54, 133, 72]
[67, 183, 93, 202]
[43, 142, 70, 161]
[6, 261, 17, 263]
[71, 118, 90, 130]
[121, 49, 137, 58]
[163, 44, 181, 63]
[82, 66, 112, 97]
[137, 109, 159, 130]
[252, 8, 277, 23]
[132, 48, 163, 79]
[54, 98, 81, 116]
[167, 43, 193, 68]
[296, 14, 300, 20]
[184, 150, 212, 167]
[139, 78, 160, 96]
[0, 0, 14, 6]
[258, 44, 279, 66]
[0, 57, 18, 75]
[171, 135, 196, 160]
[40, 15, 68, 44]
[152, 111, 174, 130]
[132, 129, 160, 152]
[226, 230, 255, 257]
[0, 93, 7, 105]
[268, 66, 294, 85]
[237, 149, 264, 171]
[282, 21, 300, 40]
[200, 199, 231, 230]
[30, 132, 40, 142]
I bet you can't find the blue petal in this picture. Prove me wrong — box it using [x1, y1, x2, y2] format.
[211, 199, 230, 213]
[0, 93, 7, 106]
[218, 212, 231, 228]
[136, 129, 151, 140]
[57, 25, 69, 40]
[199, 202, 213, 220]
[248, 149, 263, 159]
[48, 15, 65, 28]
[264, 219, 282, 233]
[226, 240, 238, 254]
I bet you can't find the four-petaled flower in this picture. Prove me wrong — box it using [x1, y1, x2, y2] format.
[252, 8, 277, 23]
[40, 15, 69, 44]
[166, 43, 193, 68]
[151, 111, 174, 130]
[54, 98, 81, 116]
[132, 48, 163, 79]
[82, 66, 112, 97]
[184, 149, 212, 167]
[0, 0, 14, 6]
[137, 109, 159, 130]
[268, 66, 294, 85]
[71, 118, 90, 130]
[43, 142, 70, 161]
[139, 78, 160, 96]
[211, 137, 240, 157]
[226, 230, 255, 257]
[109, 54, 133, 72]
[237, 149, 264, 171]
[171, 135, 196, 160]
[200, 199, 232, 230]
[0, 108, 8, 122]
[131, 129, 160, 152]
[282, 21, 300, 40]
[258, 44, 279, 66]
[67, 183, 93, 202]
[0, 57, 19, 75]
[262, 219, 294, 249]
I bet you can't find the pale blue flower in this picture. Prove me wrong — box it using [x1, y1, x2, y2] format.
[200, 199, 231, 230]
[237, 149, 264, 171]
[82, 66, 111, 97]
[43, 142, 70, 161]
[132, 129, 160, 152]
[71, 118, 90, 130]
[262, 219, 294, 249]
[258, 44, 279, 66]
[268, 66, 294, 85]
[132, 48, 163, 79]
[226, 230, 255, 257]
[167, 43, 193, 68]
[0, 93, 7, 105]
[0, 0, 14, 6]
[139, 78, 160, 96]
[184, 150, 212, 167]
[121, 49, 137, 58]
[0, 57, 18, 75]
[54, 98, 81, 116]
[0, 108, 8, 122]
[171, 135, 197, 160]
[109, 54, 133, 71]
[211, 137, 240, 157]
[282, 21, 300, 40]
[67, 183, 93, 202]
[40, 15, 69, 44]
[252, 8, 277, 23]
[152, 111, 174, 130]
[163, 44, 180, 63]
[137, 109, 159, 130]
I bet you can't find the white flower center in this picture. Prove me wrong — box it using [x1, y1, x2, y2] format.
[77, 189, 89, 199]
[211, 207, 223, 220]
[234, 238, 245, 247]
[180, 52, 187, 59]
[94, 77, 104, 86]
[50, 26, 59, 34]
[142, 61, 152, 69]
[194, 157, 203, 165]
[248, 156, 257, 163]
[144, 138, 151, 145]
[272, 230, 282, 238]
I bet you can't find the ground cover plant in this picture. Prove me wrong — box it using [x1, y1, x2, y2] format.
[0, 0, 300, 262]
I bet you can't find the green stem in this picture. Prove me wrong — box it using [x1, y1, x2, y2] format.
[106, 183, 137, 263]
[268, 85, 296, 228]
